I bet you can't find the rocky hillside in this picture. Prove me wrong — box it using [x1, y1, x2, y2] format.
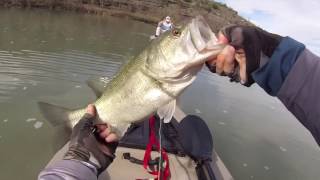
[0, 0, 252, 32]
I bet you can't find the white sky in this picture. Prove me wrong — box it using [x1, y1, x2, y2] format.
[215, 0, 320, 55]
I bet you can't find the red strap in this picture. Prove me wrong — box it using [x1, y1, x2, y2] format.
[143, 116, 170, 180]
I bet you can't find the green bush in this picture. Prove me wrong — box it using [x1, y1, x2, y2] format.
[219, 3, 227, 8]
[201, 1, 220, 10]
[210, 2, 219, 10]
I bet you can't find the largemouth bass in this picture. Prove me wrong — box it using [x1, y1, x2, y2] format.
[39, 16, 224, 137]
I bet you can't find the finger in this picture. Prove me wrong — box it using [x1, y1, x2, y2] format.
[215, 53, 224, 74]
[96, 124, 108, 132]
[216, 45, 235, 75]
[86, 104, 96, 116]
[99, 126, 112, 139]
[105, 133, 119, 143]
[223, 45, 236, 74]
[234, 49, 247, 84]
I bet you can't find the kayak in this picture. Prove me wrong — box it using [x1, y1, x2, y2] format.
[46, 105, 233, 180]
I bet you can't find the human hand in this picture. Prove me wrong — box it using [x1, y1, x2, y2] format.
[64, 104, 118, 174]
[206, 25, 282, 86]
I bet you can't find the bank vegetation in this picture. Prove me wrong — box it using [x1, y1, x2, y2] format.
[0, 0, 252, 32]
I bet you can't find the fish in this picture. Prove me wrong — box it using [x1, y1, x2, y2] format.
[38, 16, 224, 137]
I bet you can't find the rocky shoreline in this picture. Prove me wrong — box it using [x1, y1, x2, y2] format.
[0, 0, 252, 32]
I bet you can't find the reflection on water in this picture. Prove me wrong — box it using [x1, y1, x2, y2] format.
[0, 8, 152, 179]
[0, 8, 319, 180]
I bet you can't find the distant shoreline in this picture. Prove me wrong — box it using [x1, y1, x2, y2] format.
[0, 0, 252, 32]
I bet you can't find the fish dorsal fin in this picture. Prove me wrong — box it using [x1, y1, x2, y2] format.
[157, 100, 176, 123]
[86, 77, 110, 98]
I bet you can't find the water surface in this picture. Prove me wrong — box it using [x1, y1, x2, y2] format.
[0, 8, 319, 180]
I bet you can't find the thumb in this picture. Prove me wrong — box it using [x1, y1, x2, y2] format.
[86, 104, 96, 116]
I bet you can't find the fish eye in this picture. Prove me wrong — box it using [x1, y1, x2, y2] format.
[172, 29, 181, 37]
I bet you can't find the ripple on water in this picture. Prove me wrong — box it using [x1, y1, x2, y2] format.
[279, 146, 287, 152]
[66, 38, 74, 41]
[0, 49, 124, 101]
[264, 166, 270, 171]
[195, 108, 201, 114]
[33, 121, 43, 129]
[26, 118, 37, 122]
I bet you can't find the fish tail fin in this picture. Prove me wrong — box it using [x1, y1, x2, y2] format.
[38, 102, 74, 150]
[38, 102, 72, 127]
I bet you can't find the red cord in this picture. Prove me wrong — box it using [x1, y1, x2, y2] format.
[142, 116, 170, 180]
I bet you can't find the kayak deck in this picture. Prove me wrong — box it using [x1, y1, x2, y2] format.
[46, 106, 233, 180]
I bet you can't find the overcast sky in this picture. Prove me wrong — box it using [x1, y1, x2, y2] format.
[215, 0, 320, 55]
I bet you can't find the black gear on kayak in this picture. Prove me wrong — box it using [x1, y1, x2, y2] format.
[120, 114, 217, 180]
[221, 25, 282, 86]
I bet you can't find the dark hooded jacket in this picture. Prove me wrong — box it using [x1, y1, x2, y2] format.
[252, 37, 320, 145]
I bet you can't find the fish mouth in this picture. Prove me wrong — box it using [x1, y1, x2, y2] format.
[190, 16, 217, 52]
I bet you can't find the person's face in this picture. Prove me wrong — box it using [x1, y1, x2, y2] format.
[165, 17, 171, 23]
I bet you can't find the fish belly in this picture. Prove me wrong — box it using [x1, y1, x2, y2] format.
[69, 70, 173, 136]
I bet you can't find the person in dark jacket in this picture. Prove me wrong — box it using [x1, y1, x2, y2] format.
[38, 104, 118, 180]
[206, 25, 320, 146]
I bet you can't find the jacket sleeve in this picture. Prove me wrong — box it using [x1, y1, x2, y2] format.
[38, 160, 98, 180]
[252, 37, 320, 145]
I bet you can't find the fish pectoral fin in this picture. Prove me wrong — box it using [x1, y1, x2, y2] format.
[157, 100, 176, 123]
[38, 102, 72, 127]
[86, 77, 110, 98]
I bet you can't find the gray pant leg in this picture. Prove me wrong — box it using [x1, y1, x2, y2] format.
[38, 160, 97, 180]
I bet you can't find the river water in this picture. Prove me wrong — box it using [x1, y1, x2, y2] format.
[0, 8, 319, 180]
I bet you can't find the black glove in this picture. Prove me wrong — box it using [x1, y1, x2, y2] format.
[220, 25, 283, 86]
[63, 113, 118, 175]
